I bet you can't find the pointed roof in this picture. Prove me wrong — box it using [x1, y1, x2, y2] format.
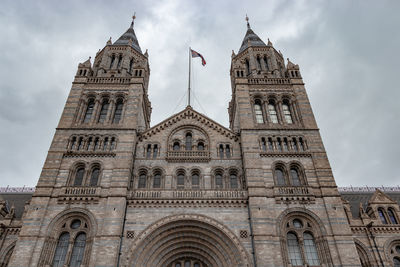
[139, 106, 238, 141]
[238, 18, 266, 53]
[113, 18, 142, 53]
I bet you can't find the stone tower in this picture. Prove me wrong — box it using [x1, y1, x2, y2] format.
[4, 16, 400, 267]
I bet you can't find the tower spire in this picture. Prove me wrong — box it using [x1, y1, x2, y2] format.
[246, 14, 250, 29]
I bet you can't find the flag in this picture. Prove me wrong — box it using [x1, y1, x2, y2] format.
[191, 49, 206, 66]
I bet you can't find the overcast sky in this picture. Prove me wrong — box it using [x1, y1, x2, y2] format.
[0, 0, 399, 187]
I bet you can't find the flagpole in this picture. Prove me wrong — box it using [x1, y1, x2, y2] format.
[188, 47, 191, 106]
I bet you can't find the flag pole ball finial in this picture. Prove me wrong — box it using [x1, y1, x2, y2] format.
[245, 14, 250, 29]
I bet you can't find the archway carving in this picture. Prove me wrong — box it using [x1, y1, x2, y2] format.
[126, 214, 253, 267]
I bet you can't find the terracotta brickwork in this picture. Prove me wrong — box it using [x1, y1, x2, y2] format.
[1, 18, 400, 267]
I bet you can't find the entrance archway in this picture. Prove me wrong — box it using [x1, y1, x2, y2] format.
[127, 214, 252, 267]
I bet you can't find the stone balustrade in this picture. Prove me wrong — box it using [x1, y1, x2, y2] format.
[61, 186, 100, 196]
[87, 77, 131, 84]
[166, 150, 211, 162]
[275, 186, 310, 196]
[248, 78, 291, 85]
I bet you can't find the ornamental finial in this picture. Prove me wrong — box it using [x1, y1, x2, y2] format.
[245, 14, 250, 29]
[131, 12, 136, 28]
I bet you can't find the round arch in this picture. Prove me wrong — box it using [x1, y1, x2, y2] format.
[126, 214, 253, 267]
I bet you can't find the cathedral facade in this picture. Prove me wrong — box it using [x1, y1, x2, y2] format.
[1, 18, 400, 267]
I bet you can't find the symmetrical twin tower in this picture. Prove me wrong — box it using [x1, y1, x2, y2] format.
[2, 17, 400, 267]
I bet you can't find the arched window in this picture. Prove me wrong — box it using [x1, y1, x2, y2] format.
[299, 138, 305, 151]
[70, 137, 77, 150]
[283, 138, 289, 151]
[287, 232, 303, 266]
[177, 171, 185, 188]
[98, 99, 109, 123]
[103, 137, 109, 151]
[74, 168, 85, 186]
[388, 208, 398, 224]
[117, 54, 123, 68]
[292, 138, 298, 151]
[245, 59, 250, 75]
[356, 244, 371, 267]
[185, 261, 190, 267]
[282, 101, 293, 124]
[395, 257, 400, 267]
[110, 137, 116, 150]
[197, 142, 204, 151]
[215, 171, 223, 189]
[256, 56, 261, 69]
[219, 144, 224, 159]
[276, 138, 282, 151]
[173, 141, 180, 151]
[77, 137, 83, 151]
[254, 100, 264, 123]
[192, 172, 200, 187]
[86, 137, 93, 150]
[138, 172, 147, 188]
[275, 168, 286, 186]
[70, 232, 86, 267]
[89, 168, 100, 186]
[378, 208, 388, 224]
[185, 133, 192, 150]
[153, 171, 161, 188]
[263, 56, 269, 70]
[113, 99, 124, 124]
[290, 168, 301, 186]
[268, 137, 273, 150]
[230, 172, 238, 189]
[153, 144, 158, 158]
[146, 144, 152, 158]
[84, 99, 95, 123]
[261, 137, 267, 151]
[52, 232, 70, 267]
[225, 145, 231, 158]
[303, 232, 320, 265]
[267, 101, 279, 123]
[94, 137, 99, 151]
[129, 58, 134, 72]
[110, 55, 115, 68]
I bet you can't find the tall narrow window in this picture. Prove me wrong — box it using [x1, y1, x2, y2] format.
[146, 144, 152, 158]
[113, 99, 124, 124]
[225, 145, 231, 158]
[263, 56, 269, 70]
[256, 56, 261, 69]
[110, 137, 116, 150]
[268, 138, 273, 150]
[69, 232, 86, 267]
[287, 232, 303, 266]
[89, 168, 100, 186]
[103, 137, 109, 151]
[185, 261, 190, 267]
[230, 173, 238, 189]
[292, 138, 298, 151]
[153, 172, 161, 188]
[282, 101, 293, 124]
[84, 99, 95, 123]
[153, 144, 158, 158]
[70, 137, 77, 150]
[52, 232, 70, 267]
[117, 54, 122, 68]
[275, 168, 286, 186]
[378, 208, 388, 224]
[303, 232, 320, 266]
[219, 144, 224, 159]
[110, 55, 115, 68]
[173, 142, 180, 151]
[74, 168, 85, 186]
[276, 138, 282, 151]
[138, 173, 146, 188]
[254, 100, 264, 123]
[283, 138, 289, 151]
[77, 137, 83, 151]
[268, 101, 279, 123]
[215, 172, 223, 188]
[86, 137, 92, 150]
[185, 133, 192, 150]
[192, 172, 199, 187]
[98, 99, 109, 123]
[290, 168, 301, 186]
[388, 208, 398, 224]
[245, 59, 250, 75]
[177, 172, 185, 187]
[129, 58, 134, 72]
[94, 137, 99, 151]
[261, 138, 267, 151]
[299, 138, 305, 151]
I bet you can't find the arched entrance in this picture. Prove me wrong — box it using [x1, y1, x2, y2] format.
[127, 214, 252, 267]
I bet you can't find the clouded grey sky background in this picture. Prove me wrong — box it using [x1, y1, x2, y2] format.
[1, 0, 399, 187]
